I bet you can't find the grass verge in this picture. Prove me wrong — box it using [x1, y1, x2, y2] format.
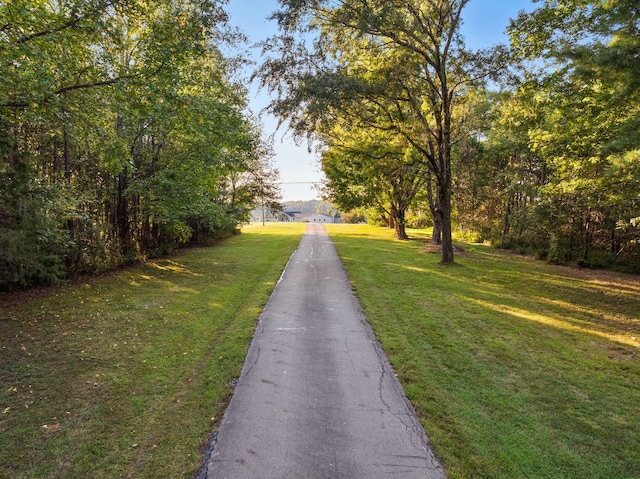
[0, 222, 304, 478]
[325, 224, 640, 479]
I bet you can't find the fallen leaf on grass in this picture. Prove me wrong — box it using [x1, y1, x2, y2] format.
[41, 424, 61, 433]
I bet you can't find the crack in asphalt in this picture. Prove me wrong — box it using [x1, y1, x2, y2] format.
[244, 346, 260, 378]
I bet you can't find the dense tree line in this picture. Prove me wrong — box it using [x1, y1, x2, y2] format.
[455, 0, 640, 270]
[0, 0, 280, 290]
[259, 0, 639, 271]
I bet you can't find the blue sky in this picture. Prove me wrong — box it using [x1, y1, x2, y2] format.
[224, 0, 537, 201]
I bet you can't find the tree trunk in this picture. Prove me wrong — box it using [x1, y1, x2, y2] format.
[392, 205, 409, 240]
[397, 212, 408, 240]
[582, 208, 593, 262]
[431, 209, 443, 244]
[502, 197, 512, 242]
[116, 169, 130, 257]
[439, 66, 455, 265]
[53, 137, 60, 181]
[64, 128, 71, 183]
[438, 184, 454, 264]
[426, 170, 442, 244]
[389, 211, 398, 233]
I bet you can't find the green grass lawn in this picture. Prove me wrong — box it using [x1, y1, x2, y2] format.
[325, 224, 640, 479]
[2, 222, 639, 478]
[0, 223, 305, 478]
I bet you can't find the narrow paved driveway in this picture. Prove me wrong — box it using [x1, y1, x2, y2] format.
[204, 223, 445, 479]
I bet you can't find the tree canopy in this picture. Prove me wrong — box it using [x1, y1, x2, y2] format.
[258, 0, 487, 264]
[259, 0, 639, 272]
[0, 0, 280, 290]
[455, 0, 640, 269]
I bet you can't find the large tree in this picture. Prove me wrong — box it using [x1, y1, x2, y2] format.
[259, 0, 489, 264]
[321, 122, 428, 240]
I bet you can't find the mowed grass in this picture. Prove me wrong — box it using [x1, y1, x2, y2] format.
[0, 222, 304, 478]
[325, 224, 640, 479]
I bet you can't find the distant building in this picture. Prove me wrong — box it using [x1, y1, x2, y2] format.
[251, 210, 342, 223]
[283, 211, 304, 222]
[307, 214, 335, 223]
[251, 211, 295, 223]
[279, 212, 296, 222]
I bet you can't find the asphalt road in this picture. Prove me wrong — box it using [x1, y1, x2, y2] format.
[204, 223, 445, 479]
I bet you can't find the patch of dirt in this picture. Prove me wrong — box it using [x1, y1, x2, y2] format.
[594, 342, 638, 361]
[0, 285, 63, 310]
[552, 263, 640, 287]
[0, 264, 136, 310]
[420, 243, 466, 254]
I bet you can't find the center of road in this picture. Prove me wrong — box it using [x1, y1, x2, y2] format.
[203, 223, 445, 479]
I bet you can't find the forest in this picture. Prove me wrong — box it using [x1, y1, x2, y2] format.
[2, 0, 639, 291]
[259, 0, 639, 271]
[0, 0, 280, 290]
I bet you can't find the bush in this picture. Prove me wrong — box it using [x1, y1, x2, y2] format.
[0, 223, 67, 291]
[0, 163, 68, 290]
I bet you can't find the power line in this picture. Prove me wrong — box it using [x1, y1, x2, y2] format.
[279, 181, 321, 185]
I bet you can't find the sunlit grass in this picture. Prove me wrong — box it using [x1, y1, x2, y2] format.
[467, 298, 638, 348]
[326, 223, 640, 479]
[0, 222, 304, 478]
[3, 221, 638, 478]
